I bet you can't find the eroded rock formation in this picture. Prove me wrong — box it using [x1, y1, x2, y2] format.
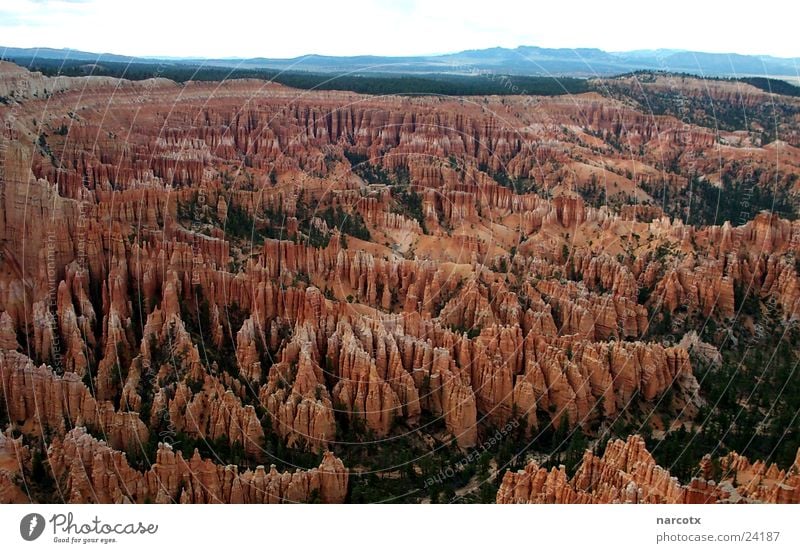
[497, 435, 800, 504]
[1, 61, 799, 503]
[45, 427, 347, 504]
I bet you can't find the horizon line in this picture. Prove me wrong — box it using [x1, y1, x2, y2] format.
[2, 44, 800, 63]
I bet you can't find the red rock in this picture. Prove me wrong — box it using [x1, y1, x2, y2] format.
[498, 435, 800, 504]
[1, 62, 798, 504]
[46, 427, 348, 503]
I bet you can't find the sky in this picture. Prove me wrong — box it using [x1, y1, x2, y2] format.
[0, 0, 797, 59]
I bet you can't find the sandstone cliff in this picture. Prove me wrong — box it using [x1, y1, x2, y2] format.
[1, 62, 799, 503]
[497, 435, 800, 504]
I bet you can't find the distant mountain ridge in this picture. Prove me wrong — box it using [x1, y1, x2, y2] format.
[2, 44, 799, 77]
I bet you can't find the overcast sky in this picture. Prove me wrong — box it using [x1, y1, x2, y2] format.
[0, 0, 797, 59]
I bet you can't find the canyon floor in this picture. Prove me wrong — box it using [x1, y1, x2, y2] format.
[0, 62, 799, 503]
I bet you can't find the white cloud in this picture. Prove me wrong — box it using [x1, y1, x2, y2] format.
[0, 0, 797, 59]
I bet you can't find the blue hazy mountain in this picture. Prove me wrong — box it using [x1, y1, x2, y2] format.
[2, 45, 798, 77]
